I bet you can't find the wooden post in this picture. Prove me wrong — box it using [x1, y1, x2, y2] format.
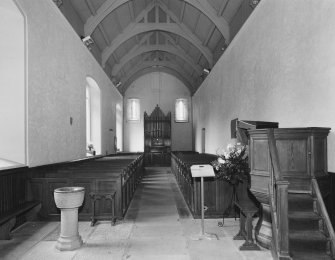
[276, 180, 291, 259]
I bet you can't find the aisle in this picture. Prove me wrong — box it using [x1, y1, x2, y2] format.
[0, 167, 272, 260]
[122, 167, 189, 259]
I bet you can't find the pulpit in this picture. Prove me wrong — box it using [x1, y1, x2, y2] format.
[144, 105, 171, 166]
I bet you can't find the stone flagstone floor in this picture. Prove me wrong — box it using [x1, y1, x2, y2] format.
[0, 167, 273, 260]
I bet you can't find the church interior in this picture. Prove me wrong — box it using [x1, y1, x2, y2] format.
[1, 0, 335, 259]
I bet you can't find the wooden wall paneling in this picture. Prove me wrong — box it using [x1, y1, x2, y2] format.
[0, 168, 29, 216]
[71, 179, 93, 215]
[28, 179, 44, 216]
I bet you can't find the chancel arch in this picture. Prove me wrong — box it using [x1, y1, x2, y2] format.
[86, 76, 102, 156]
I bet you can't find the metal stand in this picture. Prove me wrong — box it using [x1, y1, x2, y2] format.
[190, 164, 218, 240]
[198, 176, 218, 240]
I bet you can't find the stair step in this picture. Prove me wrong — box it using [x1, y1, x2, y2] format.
[291, 252, 333, 260]
[288, 193, 314, 211]
[289, 211, 322, 231]
[290, 230, 330, 252]
[289, 211, 321, 219]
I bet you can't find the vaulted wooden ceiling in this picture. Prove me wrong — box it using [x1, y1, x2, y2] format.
[60, 0, 259, 95]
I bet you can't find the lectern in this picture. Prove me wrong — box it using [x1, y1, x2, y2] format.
[190, 164, 218, 240]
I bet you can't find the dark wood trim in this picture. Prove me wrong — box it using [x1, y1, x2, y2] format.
[328, 172, 335, 228]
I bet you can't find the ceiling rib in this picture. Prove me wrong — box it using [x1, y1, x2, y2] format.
[85, 0, 96, 15]
[112, 44, 202, 75]
[84, 0, 229, 43]
[128, 0, 135, 20]
[86, 0, 111, 50]
[179, 1, 186, 21]
[155, 1, 214, 65]
[182, 0, 230, 43]
[101, 0, 214, 68]
[85, 0, 128, 36]
[102, 23, 213, 68]
[218, 0, 230, 16]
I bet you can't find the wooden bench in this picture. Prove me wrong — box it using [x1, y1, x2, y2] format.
[171, 152, 234, 218]
[28, 154, 144, 221]
[0, 201, 40, 240]
[233, 180, 260, 250]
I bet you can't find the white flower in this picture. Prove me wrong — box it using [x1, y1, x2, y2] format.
[227, 143, 234, 151]
[218, 157, 225, 164]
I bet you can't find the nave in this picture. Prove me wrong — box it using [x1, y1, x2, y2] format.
[0, 167, 271, 260]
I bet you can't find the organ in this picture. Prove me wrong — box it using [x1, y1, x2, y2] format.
[144, 105, 171, 166]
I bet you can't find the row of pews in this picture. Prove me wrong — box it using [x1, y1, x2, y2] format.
[28, 154, 144, 221]
[171, 152, 236, 218]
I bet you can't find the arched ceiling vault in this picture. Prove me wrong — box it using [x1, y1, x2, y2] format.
[66, 0, 255, 95]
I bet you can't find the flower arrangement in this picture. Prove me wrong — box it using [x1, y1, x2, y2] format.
[87, 143, 94, 151]
[211, 143, 249, 185]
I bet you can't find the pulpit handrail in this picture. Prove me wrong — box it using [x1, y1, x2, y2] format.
[267, 129, 291, 260]
[311, 179, 335, 257]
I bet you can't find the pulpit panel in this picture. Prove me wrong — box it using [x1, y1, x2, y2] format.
[276, 139, 308, 176]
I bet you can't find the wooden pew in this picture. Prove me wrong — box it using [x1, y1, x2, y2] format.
[0, 167, 40, 239]
[29, 154, 144, 221]
[171, 152, 235, 218]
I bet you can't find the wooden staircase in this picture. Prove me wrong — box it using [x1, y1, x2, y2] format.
[265, 128, 335, 260]
[288, 192, 333, 260]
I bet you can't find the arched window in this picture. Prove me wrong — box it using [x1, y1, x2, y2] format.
[116, 103, 123, 152]
[127, 98, 140, 121]
[86, 77, 101, 156]
[175, 98, 189, 122]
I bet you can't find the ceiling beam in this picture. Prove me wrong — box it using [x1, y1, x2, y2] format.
[182, 0, 230, 43]
[203, 24, 215, 46]
[128, 0, 135, 21]
[86, 0, 111, 48]
[84, 0, 230, 43]
[179, 1, 186, 22]
[121, 63, 195, 94]
[85, 0, 96, 15]
[218, 0, 229, 16]
[85, 0, 128, 36]
[157, 1, 213, 65]
[112, 44, 203, 75]
[101, 23, 213, 67]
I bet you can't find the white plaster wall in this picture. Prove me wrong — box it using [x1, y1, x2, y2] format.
[193, 0, 335, 171]
[0, 0, 25, 164]
[15, 0, 122, 166]
[124, 72, 193, 152]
